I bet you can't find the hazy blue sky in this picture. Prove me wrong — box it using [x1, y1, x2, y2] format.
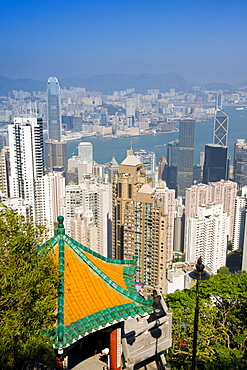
[1, 0, 247, 84]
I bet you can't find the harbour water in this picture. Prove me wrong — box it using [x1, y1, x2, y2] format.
[66, 106, 247, 165]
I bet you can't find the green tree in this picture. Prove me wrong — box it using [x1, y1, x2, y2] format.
[217, 266, 231, 275]
[0, 208, 59, 369]
[166, 273, 247, 369]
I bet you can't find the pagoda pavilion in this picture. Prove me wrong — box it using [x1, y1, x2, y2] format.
[40, 216, 172, 369]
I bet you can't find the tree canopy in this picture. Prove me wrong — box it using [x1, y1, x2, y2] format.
[166, 272, 247, 369]
[0, 208, 59, 369]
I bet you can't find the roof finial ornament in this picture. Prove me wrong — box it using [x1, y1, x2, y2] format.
[57, 216, 65, 235]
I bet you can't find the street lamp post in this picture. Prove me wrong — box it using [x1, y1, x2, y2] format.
[189, 257, 210, 370]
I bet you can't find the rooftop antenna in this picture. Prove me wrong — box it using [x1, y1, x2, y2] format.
[127, 141, 133, 156]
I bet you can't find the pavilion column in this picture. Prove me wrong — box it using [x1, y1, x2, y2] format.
[110, 327, 121, 370]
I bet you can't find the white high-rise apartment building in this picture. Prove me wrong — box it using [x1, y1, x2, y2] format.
[65, 184, 83, 234]
[210, 181, 237, 239]
[185, 180, 237, 240]
[64, 177, 112, 257]
[232, 196, 247, 251]
[232, 186, 247, 251]
[70, 208, 98, 252]
[186, 202, 228, 274]
[8, 117, 44, 222]
[0, 146, 10, 199]
[242, 213, 247, 272]
[36, 172, 65, 236]
[185, 183, 211, 219]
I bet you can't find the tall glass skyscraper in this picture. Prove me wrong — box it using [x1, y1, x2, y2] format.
[233, 139, 247, 188]
[177, 120, 195, 197]
[203, 144, 229, 184]
[213, 91, 229, 146]
[47, 77, 62, 141]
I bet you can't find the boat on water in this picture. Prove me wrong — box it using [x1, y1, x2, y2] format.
[62, 132, 97, 141]
[155, 144, 166, 147]
[102, 135, 118, 139]
[236, 107, 245, 110]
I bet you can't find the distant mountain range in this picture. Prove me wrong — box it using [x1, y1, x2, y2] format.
[0, 73, 246, 96]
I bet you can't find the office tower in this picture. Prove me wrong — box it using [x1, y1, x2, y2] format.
[186, 202, 227, 274]
[213, 92, 229, 146]
[232, 194, 247, 251]
[167, 140, 179, 189]
[135, 149, 157, 187]
[112, 152, 167, 292]
[126, 97, 136, 126]
[203, 144, 229, 184]
[78, 142, 93, 174]
[8, 117, 44, 222]
[155, 181, 175, 262]
[177, 120, 195, 197]
[233, 139, 247, 188]
[45, 140, 67, 173]
[67, 142, 93, 183]
[0, 146, 10, 198]
[62, 115, 74, 130]
[47, 77, 62, 141]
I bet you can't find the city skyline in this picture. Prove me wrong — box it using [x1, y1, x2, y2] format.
[1, 0, 247, 84]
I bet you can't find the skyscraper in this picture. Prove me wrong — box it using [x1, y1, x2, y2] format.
[47, 77, 62, 141]
[0, 146, 10, 199]
[78, 142, 93, 174]
[112, 151, 167, 292]
[46, 139, 67, 173]
[232, 194, 247, 251]
[166, 139, 179, 189]
[213, 91, 229, 146]
[203, 144, 229, 184]
[8, 116, 44, 221]
[126, 97, 136, 126]
[233, 139, 247, 188]
[186, 202, 227, 274]
[177, 120, 195, 197]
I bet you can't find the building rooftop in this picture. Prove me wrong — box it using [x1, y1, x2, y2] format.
[121, 153, 142, 166]
[138, 183, 153, 194]
[39, 217, 153, 349]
